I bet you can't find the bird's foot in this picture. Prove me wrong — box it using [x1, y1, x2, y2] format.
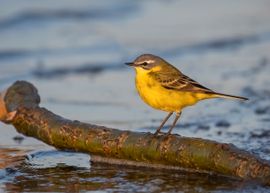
[154, 131, 166, 136]
[164, 132, 173, 138]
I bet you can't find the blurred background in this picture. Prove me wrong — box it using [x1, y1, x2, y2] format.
[0, 0, 270, 192]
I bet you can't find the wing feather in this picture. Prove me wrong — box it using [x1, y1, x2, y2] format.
[149, 70, 213, 93]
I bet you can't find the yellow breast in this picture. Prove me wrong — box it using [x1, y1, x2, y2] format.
[135, 69, 211, 112]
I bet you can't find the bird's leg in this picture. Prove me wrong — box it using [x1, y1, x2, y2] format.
[154, 112, 173, 135]
[166, 111, 182, 136]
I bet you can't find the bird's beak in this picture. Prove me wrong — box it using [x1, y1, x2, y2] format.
[125, 62, 136, 67]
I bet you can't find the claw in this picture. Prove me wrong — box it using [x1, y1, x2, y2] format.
[164, 132, 172, 138]
[154, 131, 166, 136]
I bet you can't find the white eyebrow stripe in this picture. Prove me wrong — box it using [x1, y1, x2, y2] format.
[141, 60, 155, 64]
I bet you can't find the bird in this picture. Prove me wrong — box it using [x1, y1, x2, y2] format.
[126, 54, 248, 136]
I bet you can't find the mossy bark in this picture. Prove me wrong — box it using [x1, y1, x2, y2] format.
[1, 81, 270, 185]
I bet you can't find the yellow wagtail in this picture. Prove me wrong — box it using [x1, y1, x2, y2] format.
[126, 54, 248, 135]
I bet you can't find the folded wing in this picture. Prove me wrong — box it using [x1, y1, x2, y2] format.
[149, 70, 214, 94]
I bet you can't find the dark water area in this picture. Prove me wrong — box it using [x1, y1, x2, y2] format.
[3, 151, 270, 193]
[1, 0, 270, 192]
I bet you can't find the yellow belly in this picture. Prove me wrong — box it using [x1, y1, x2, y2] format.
[135, 74, 212, 112]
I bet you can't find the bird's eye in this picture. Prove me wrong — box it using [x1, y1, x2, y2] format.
[141, 62, 148, 66]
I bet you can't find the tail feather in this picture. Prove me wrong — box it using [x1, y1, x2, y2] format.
[212, 92, 248, 101]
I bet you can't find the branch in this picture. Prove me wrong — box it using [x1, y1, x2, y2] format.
[1, 81, 270, 185]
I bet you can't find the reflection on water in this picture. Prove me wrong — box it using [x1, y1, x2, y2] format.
[0, 148, 26, 169]
[1, 0, 270, 192]
[2, 150, 266, 193]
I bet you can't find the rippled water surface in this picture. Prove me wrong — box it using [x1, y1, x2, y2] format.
[1, 0, 270, 192]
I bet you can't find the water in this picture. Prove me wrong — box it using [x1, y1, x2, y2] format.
[0, 0, 270, 192]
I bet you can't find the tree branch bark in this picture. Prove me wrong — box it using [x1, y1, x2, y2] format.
[1, 81, 270, 185]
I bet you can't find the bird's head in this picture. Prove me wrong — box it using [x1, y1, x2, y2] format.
[125, 54, 167, 73]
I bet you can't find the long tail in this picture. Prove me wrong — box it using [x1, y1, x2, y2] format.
[212, 92, 248, 101]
